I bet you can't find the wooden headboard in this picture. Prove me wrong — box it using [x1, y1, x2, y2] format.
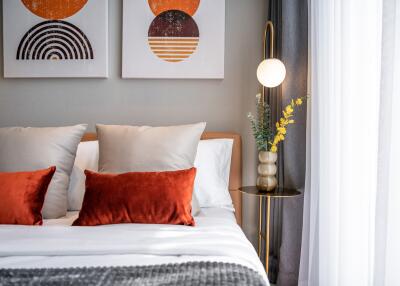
[81, 132, 243, 226]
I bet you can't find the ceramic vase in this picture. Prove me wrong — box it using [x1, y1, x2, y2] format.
[256, 151, 278, 191]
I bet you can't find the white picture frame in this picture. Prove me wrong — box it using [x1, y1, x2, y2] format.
[3, 0, 108, 78]
[122, 0, 225, 79]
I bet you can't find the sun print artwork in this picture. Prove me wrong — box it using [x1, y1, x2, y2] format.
[147, 1, 201, 63]
[122, 0, 225, 78]
[148, 10, 199, 63]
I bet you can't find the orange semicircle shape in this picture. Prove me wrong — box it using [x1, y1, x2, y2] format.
[148, 0, 200, 16]
[21, 0, 88, 20]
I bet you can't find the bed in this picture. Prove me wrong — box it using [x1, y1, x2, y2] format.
[0, 132, 268, 285]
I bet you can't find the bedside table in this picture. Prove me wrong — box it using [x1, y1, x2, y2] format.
[239, 186, 301, 274]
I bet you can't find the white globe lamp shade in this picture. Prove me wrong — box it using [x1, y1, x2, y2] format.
[257, 58, 286, 88]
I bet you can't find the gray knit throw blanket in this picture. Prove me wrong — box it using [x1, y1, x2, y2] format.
[0, 261, 267, 286]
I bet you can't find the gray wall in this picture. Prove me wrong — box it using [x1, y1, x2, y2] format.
[0, 0, 265, 246]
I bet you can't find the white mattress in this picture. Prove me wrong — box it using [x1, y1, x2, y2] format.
[0, 208, 268, 284]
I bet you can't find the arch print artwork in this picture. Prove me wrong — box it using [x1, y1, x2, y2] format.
[3, 0, 108, 78]
[123, 0, 225, 78]
[16, 20, 94, 61]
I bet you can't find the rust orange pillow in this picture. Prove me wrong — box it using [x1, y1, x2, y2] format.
[73, 168, 197, 226]
[0, 167, 56, 225]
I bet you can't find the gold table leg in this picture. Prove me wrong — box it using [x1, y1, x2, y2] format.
[265, 196, 271, 274]
[258, 197, 262, 257]
[258, 196, 271, 274]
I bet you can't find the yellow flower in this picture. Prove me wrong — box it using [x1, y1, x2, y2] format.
[283, 111, 288, 118]
[269, 96, 307, 153]
[285, 105, 294, 114]
[295, 98, 303, 105]
[277, 127, 286, 134]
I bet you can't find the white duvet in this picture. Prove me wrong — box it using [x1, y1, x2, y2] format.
[0, 208, 268, 285]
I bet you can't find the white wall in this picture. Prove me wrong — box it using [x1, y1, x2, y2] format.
[0, 0, 266, 246]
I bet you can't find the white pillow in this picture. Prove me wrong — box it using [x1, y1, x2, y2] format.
[68, 141, 99, 211]
[97, 123, 206, 173]
[67, 140, 201, 216]
[0, 125, 87, 218]
[191, 193, 201, 216]
[193, 139, 234, 210]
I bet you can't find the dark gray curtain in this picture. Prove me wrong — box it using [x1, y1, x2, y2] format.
[279, 0, 308, 285]
[264, 0, 308, 285]
[278, 0, 308, 285]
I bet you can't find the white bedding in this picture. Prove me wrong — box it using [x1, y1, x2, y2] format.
[0, 208, 268, 284]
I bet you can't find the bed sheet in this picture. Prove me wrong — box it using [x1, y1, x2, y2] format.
[0, 208, 268, 284]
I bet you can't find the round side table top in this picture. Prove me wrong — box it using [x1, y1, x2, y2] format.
[239, 186, 301, 198]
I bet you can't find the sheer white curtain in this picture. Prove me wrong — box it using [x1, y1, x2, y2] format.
[299, 0, 400, 285]
[374, 0, 400, 285]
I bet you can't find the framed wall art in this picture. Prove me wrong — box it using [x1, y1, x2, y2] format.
[3, 0, 108, 78]
[122, 0, 225, 79]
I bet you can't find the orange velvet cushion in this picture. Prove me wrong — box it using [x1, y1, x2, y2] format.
[73, 168, 197, 226]
[0, 167, 56, 225]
